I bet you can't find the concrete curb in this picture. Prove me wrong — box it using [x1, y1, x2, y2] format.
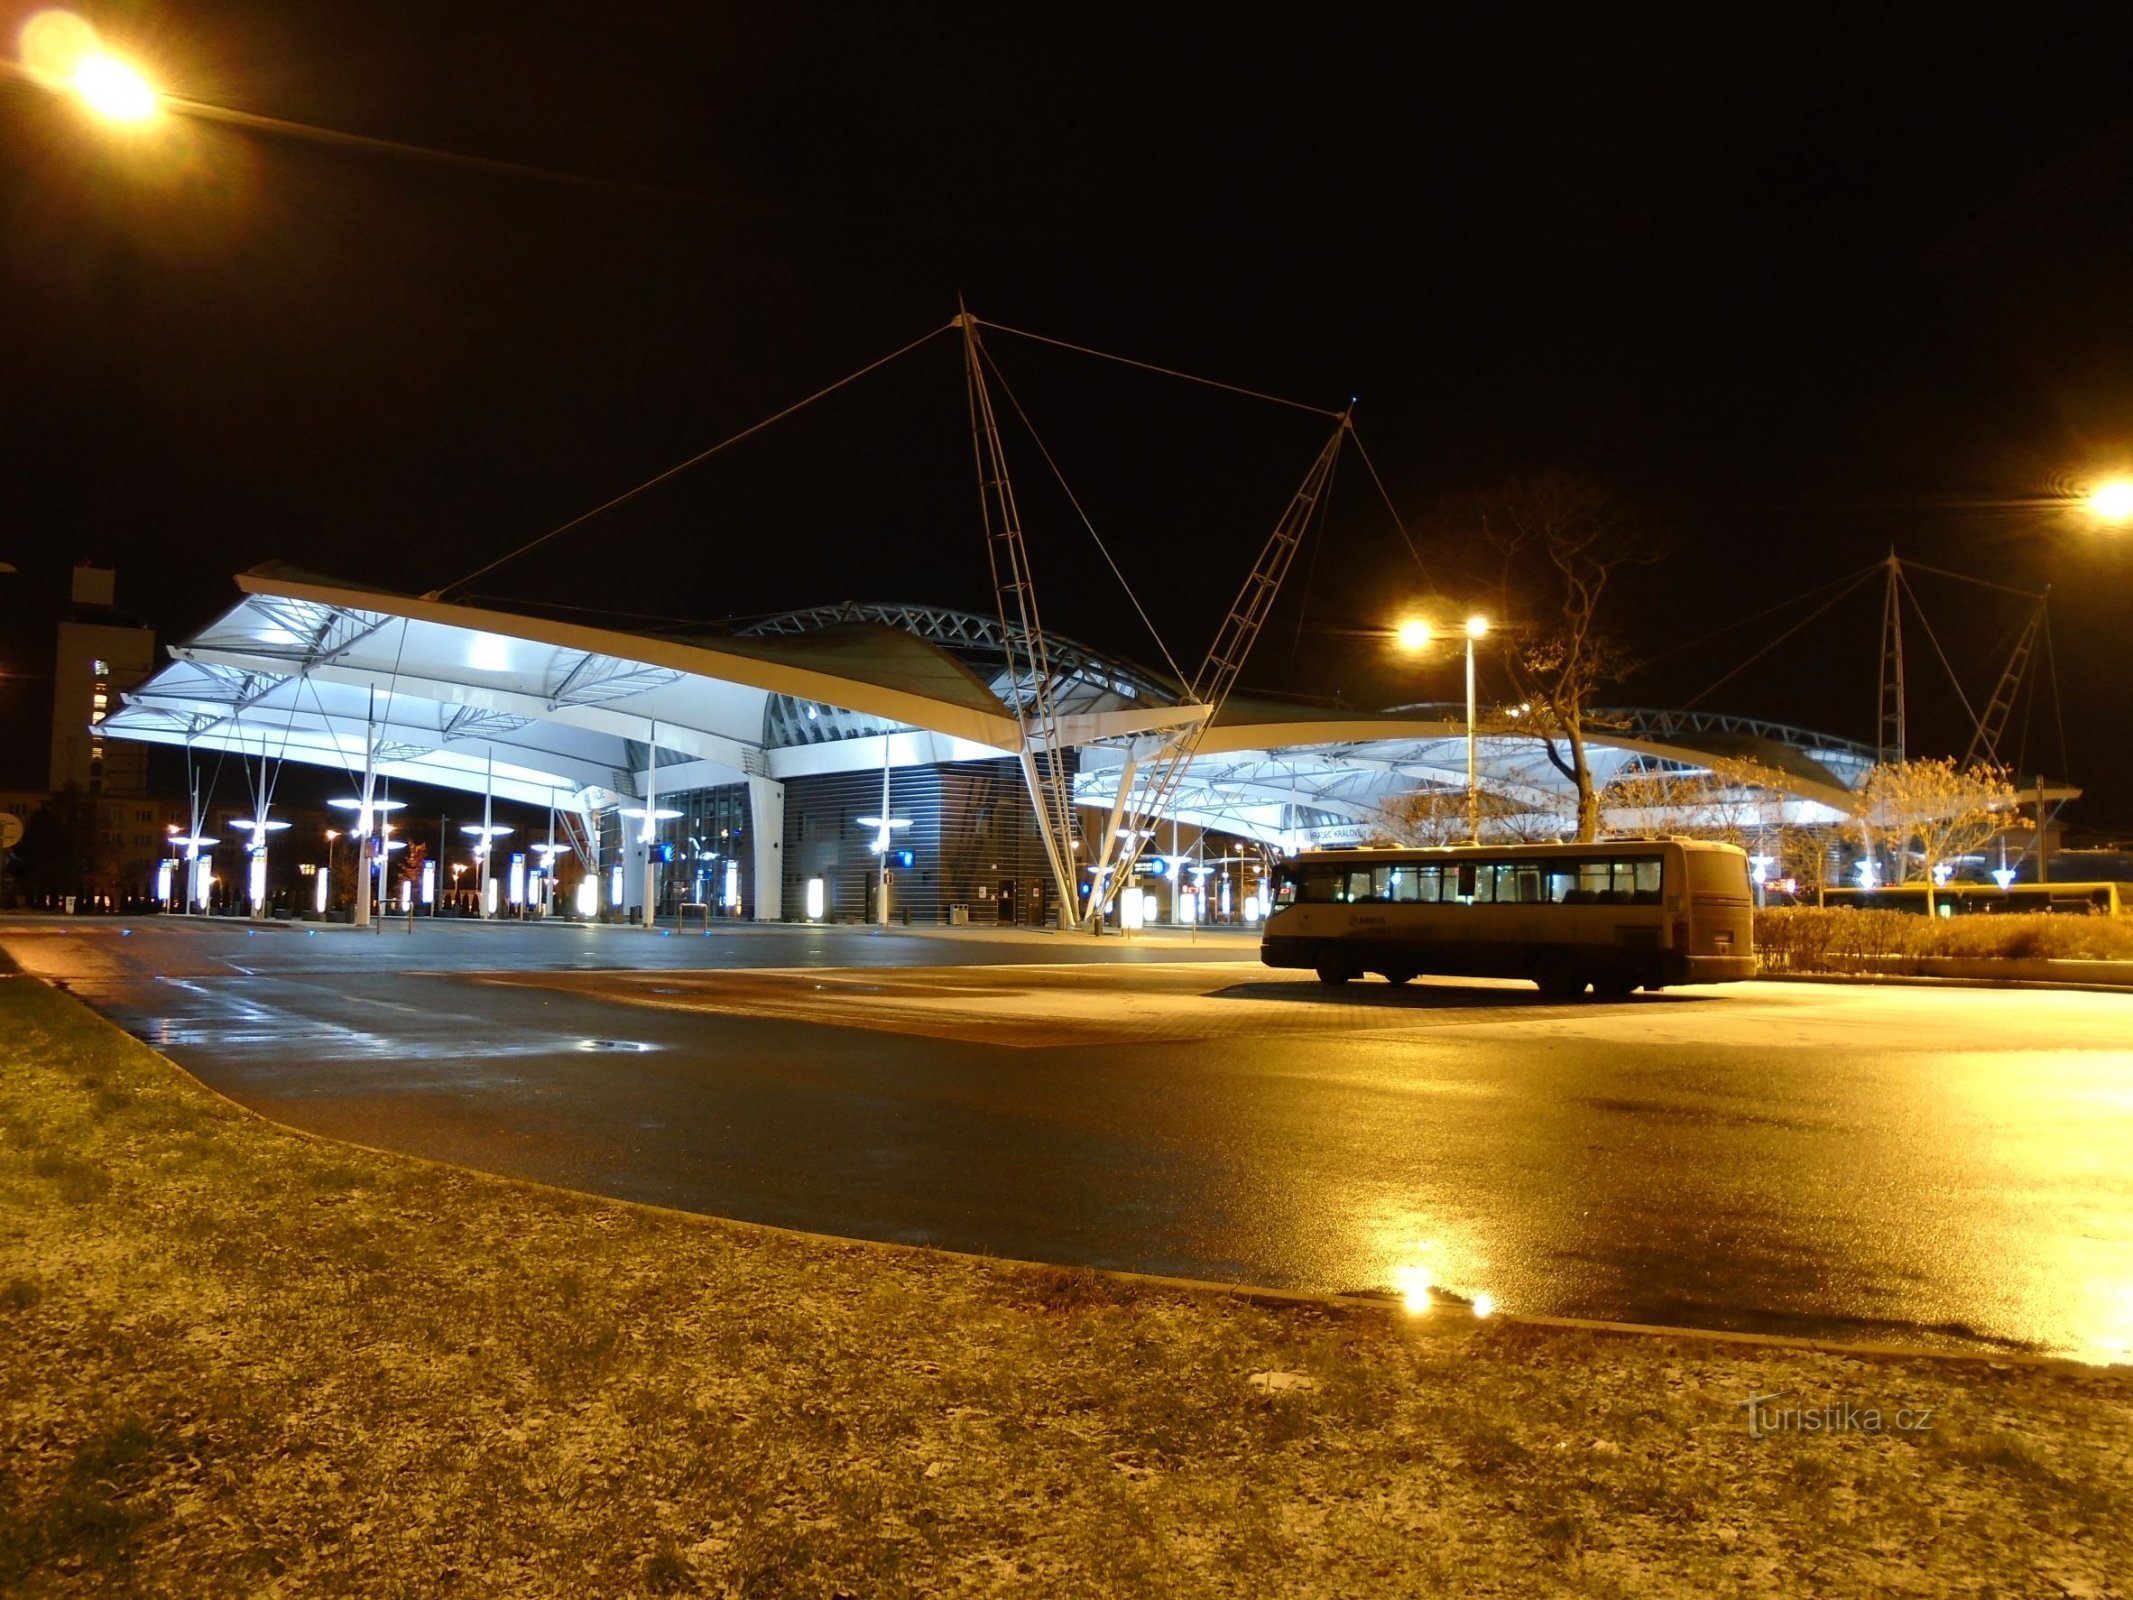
[24, 971, 2121, 1379]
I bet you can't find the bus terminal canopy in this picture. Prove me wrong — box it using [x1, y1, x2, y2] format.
[104, 564, 1901, 869]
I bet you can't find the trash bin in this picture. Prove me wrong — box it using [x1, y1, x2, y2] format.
[948, 904, 969, 926]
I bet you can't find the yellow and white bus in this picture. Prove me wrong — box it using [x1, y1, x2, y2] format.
[1261, 838, 1756, 998]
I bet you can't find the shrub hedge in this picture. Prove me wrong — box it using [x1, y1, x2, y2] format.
[1754, 906, 2133, 973]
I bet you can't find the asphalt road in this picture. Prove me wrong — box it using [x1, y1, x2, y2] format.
[8, 915, 2132, 1363]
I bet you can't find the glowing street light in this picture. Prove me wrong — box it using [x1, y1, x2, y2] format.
[461, 823, 514, 920]
[2083, 477, 2133, 528]
[1396, 610, 1491, 841]
[228, 817, 290, 917]
[856, 812, 912, 928]
[19, 11, 161, 125]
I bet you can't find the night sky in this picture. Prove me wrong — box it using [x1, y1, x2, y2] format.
[4, 6, 2132, 825]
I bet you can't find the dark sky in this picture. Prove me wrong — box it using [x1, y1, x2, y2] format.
[4, 5, 2132, 824]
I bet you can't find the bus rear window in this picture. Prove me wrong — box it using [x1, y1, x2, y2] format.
[1684, 850, 1750, 899]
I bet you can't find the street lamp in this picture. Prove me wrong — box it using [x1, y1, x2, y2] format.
[228, 817, 290, 918]
[1396, 612, 1491, 842]
[169, 833, 217, 912]
[460, 824, 513, 918]
[2082, 476, 2133, 528]
[18, 11, 163, 126]
[856, 811, 912, 927]
[617, 808, 680, 930]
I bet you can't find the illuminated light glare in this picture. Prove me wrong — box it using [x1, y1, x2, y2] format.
[72, 50, 159, 122]
[314, 866, 328, 915]
[20, 10, 98, 84]
[1991, 867, 2017, 890]
[1464, 614, 1490, 640]
[1472, 1291, 1496, 1320]
[1395, 618, 1432, 653]
[575, 878, 598, 917]
[1392, 1262, 1434, 1315]
[483, 877, 499, 916]
[804, 877, 826, 921]
[2084, 477, 2133, 526]
[420, 858, 436, 906]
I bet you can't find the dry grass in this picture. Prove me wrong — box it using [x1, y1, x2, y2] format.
[2, 970, 2129, 1597]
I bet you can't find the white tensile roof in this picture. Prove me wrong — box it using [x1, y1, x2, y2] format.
[103, 564, 1888, 845]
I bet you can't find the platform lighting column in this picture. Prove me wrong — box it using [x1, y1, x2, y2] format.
[482, 750, 495, 918]
[1464, 616, 1489, 843]
[642, 721, 659, 931]
[877, 736, 892, 928]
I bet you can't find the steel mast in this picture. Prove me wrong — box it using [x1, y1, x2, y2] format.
[1089, 412, 1349, 926]
[958, 310, 1084, 928]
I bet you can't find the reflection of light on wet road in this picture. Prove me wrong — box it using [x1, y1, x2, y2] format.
[18, 922, 2132, 1363]
[1391, 1256, 1434, 1314]
[2077, 1282, 2133, 1366]
[139, 977, 572, 1067]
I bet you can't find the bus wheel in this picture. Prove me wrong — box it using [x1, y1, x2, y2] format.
[1534, 954, 1587, 1001]
[1592, 972, 1637, 1001]
[1382, 967, 1418, 986]
[1315, 952, 1352, 986]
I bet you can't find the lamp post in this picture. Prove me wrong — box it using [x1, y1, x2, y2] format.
[228, 817, 291, 918]
[1395, 613, 1491, 842]
[1462, 615, 1489, 841]
[617, 809, 679, 928]
[171, 834, 218, 913]
[855, 811, 912, 927]
[460, 825, 513, 918]
[328, 796, 404, 931]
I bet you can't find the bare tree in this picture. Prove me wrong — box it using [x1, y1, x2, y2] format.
[1421, 473, 1663, 841]
[1780, 823, 1847, 905]
[1597, 755, 1792, 846]
[1375, 782, 1569, 846]
[1857, 758, 2023, 914]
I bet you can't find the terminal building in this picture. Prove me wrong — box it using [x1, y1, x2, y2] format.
[100, 564, 1895, 925]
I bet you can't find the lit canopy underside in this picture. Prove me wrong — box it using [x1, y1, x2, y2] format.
[104, 566, 1892, 842]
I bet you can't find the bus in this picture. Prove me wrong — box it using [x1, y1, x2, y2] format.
[1813, 882, 2128, 917]
[1261, 838, 1756, 998]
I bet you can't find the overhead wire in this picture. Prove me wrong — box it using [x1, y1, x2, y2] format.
[974, 319, 1342, 419]
[1896, 567, 1986, 747]
[1634, 561, 1884, 673]
[973, 341, 1191, 689]
[434, 322, 956, 599]
[1680, 566, 1879, 710]
[1341, 424, 1433, 585]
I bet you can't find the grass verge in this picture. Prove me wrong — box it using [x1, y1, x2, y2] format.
[1, 970, 2128, 1597]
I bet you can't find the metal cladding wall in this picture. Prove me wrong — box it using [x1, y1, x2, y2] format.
[781, 753, 1078, 924]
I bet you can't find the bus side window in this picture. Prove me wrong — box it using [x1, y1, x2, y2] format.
[1633, 859, 1663, 902]
[1546, 867, 1578, 903]
[1302, 870, 1342, 902]
[1456, 862, 1478, 901]
[1372, 866, 1399, 901]
[1412, 864, 1442, 903]
[1344, 868, 1375, 903]
[1384, 867, 1422, 903]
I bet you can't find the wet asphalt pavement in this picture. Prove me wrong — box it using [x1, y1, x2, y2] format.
[7, 915, 2132, 1362]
